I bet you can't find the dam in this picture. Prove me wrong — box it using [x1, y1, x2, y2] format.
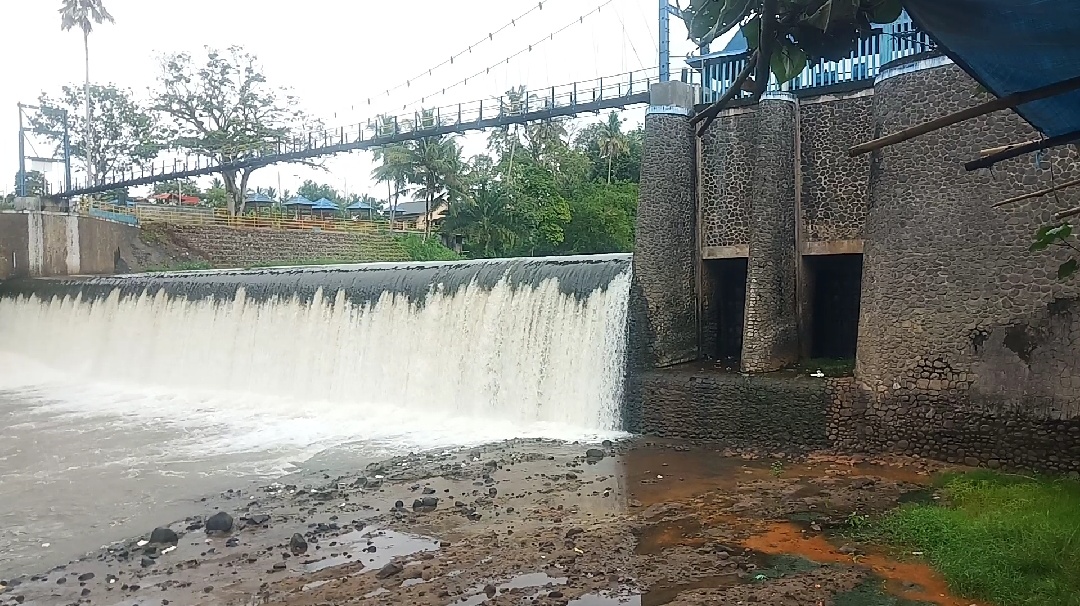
[0, 255, 631, 574]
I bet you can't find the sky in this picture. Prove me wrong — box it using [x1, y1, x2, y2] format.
[0, 0, 703, 200]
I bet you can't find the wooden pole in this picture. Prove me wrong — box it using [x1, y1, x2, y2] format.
[849, 74, 1080, 157]
[992, 176, 1080, 208]
[966, 129, 1080, 171]
[691, 52, 759, 134]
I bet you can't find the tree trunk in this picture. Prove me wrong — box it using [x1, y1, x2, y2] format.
[425, 184, 433, 240]
[222, 170, 240, 215]
[83, 28, 93, 187]
[607, 155, 613, 185]
[387, 180, 394, 230]
[238, 170, 252, 216]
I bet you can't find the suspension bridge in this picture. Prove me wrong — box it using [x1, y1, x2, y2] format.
[18, 1, 932, 200]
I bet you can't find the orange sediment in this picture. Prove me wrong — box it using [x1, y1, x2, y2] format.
[744, 522, 981, 606]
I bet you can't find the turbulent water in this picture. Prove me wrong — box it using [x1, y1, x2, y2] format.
[0, 255, 631, 575]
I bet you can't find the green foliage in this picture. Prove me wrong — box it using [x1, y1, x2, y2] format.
[31, 83, 162, 184]
[1030, 223, 1079, 280]
[154, 46, 315, 215]
[297, 180, 341, 203]
[59, 0, 114, 36]
[398, 235, 461, 261]
[872, 471, 1080, 606]
[141, 260, 213, 273]
[561, 182, 638, 254]
[153, 178, 200, 197]
[14, 170, 49, 196]
[680, 0, 907, 86]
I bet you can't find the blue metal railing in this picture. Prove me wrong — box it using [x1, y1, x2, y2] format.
[696, 13, 934, 103]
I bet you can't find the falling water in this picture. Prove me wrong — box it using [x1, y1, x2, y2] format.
[0, 255, 632, 574]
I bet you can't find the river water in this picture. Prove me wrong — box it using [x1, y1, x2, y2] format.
[0, 256, 631, 576]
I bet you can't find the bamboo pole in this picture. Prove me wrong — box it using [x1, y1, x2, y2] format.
[850, 74, 1080, 157]
[992, 176, 1080, 208]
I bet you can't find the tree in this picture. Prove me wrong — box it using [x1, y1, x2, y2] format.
[595, 112, 630, 184]
[31, 84, 161, 186]
[297, 180, 341, 203]
[680, 0, 905, 125]
[561, 182, 638, 254]
[153, 179, 201, 199]
[59, 0, 115, 186]
[154, 46, 313, 215]
[410, 133, 465, 238]
[204, 177, 228, 208]
[442, 183, 520, 258]
[371, 141, 414, 226]
[14, 171, 49, 197]
[575, 115, 641, 184]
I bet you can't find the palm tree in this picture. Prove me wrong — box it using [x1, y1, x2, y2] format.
[60, 0, 115, 187]
[596, 111, 630, 184]
[443, 184, 518, 258]
[371, 143, 413, 229]
[410, 134, 464, 239]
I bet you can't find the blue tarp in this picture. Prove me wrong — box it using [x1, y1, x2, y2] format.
[904, 0, 1080, 138]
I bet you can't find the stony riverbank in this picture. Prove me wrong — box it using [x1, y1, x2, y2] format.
[0, 439, 980, 606]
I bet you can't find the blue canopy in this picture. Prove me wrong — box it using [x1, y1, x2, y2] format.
[346, 200, 375, 210]
[904, 0, 1080, 138]
[245, 192, 274, 204]
[311, 198, 340, 211]
[283, 195, 314, 207]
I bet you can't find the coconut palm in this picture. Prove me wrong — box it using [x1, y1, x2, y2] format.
[410, 134, 465, 239]
[596, 111, 630, 184]
[60, 0, 115, 187]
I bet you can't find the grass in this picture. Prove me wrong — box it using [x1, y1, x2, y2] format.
[398, 234, 461, 261]
[244, 257, 364, 268]
[869, 470, 1080, 606]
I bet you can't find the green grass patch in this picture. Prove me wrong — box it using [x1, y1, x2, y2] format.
[244, 257, 364, 268]
[871, 471, 1080, 606]
[794, 357, 855, 377]
[398, 234, 461, 261]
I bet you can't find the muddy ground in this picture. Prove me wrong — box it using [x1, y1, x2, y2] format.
[0, 440, 981, 606]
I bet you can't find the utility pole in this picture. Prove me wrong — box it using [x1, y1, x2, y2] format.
[17, 104, 27, 197]
[659, 0, 670, 82]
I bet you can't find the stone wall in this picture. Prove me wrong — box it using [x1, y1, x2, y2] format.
[162, 224, 410, 268]
[742, 96, 800, 372]
[799, 92, 874, 243]
[850, 58, 1080, 472]
[700, 108, 755, 251]
[630, 85, 699, 369]
[638, 364, 836, 449]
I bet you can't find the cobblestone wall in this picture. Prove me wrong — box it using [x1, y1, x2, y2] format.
[638, 365, 844, 448]
[631, 110, 698, 368]
[851, 59, 1080, 473]
[742, 96, 800, 372]
[162, 224, 410, 268]
[701, 109, 755, 248]
[799, 93, 874, 242]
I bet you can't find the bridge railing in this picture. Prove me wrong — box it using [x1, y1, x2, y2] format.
[696, 13, 934, 103]
[82, 202, 426, 235]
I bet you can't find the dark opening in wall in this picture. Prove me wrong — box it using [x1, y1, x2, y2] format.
[704, 258, 747, 365]
[806, 253, 863, 360]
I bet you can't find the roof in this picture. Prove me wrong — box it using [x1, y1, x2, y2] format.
[311, 198, 340, 210]
[392, 201, 430, 216]
[283, 195, 314, 206]
[904, 0, 1080, 138]
[684, 26, 750, 68]
[346, 200, 375, 210]
[150, 192, 200, 205]
[245, 192, 274, 203]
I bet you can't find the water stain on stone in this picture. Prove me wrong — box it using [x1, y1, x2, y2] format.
[743, 522, 982, 606]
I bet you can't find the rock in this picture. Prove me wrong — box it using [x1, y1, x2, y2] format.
[140, 556, 155, 568]
[376, 562, 403, 579]
[422, 487, 436, 495]
[205, 512, 234, 533]
[56, 577, 66, 585]
[271, 563, 286, 571]
[963, 457, 980, 467]
[484, 584, 497, 598]
[585, 448, 605, 459]
[487, 487, 497, 497]
[77, 573, 95, 582]
[412, 497, 438, 512]
[838, 545, 858, 555]
[246, 514, 271, 526]
[289, 533, 308, 554]
[601, 439, 613, 448]
[149, 527, 179, 545]
[549, 590, 564, 599]
[565, 528, 584, 539]
[394, 500, 405, 510]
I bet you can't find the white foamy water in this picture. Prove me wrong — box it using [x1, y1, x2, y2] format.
[0, 257, 631, 575]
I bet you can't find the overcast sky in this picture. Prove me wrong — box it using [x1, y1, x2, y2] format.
[0, 0, 704, 199]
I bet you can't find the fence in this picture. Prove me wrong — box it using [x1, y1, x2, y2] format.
[83, 203, 426, 235]
[697, 13, 934, 103]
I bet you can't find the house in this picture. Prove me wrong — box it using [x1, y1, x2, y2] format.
[391, 201, 445, 231]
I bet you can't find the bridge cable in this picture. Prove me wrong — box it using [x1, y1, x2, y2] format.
[364, 1, 552, 107]
[397, 0, 617, 113]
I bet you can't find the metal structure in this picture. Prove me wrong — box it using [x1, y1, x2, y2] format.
[56, 69, 658, 198]
[16, 103, 71, 197]
[690, 12, 934, 103]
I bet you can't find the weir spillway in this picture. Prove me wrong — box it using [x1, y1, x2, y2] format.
[0, 254, 632, 433]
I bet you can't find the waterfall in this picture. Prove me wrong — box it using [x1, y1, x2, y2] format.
[0, 255, 632, 438]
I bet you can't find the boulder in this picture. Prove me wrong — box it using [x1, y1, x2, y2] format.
[205, 512, 234, 533]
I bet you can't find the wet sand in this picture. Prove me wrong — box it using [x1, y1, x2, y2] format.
[0, 439, 981, 606]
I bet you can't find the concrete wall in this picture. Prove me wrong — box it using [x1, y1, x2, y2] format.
[0, 211, 136, 279]
[163, 224, 411, 267]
